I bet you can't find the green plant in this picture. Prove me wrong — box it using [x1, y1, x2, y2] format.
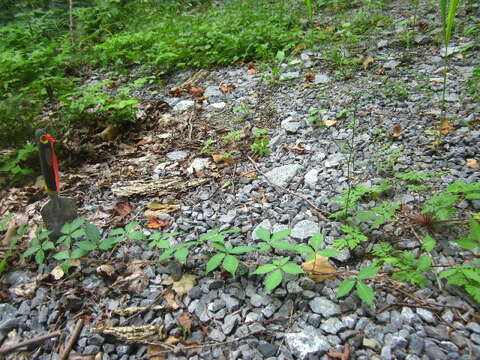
[201, 228, 255, 277]
[250, 128, 270, 156]
[294, 233, 339, 261]
[468, 63, 480, 101]
[251, 256, 304, 293]
[352, 201, 400, 229]
[0, 143, 37, 185]
[149, 232, 197, 263]
[333, 224, 368, 250]
[201, 138, 216, 154]
[307, 108, 328, 127]
[336, 265, 378, 305]
[305, 0, 313, 25]
[22, 227, 54, 264]
[0, 217, 26, 275]
[255, 228, 297, 252]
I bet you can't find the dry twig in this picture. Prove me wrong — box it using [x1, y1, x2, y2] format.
[0, 330, 62, 355]
[59, 318, 84, 360]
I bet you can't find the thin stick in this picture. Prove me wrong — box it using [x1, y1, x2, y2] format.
[246, 155, 329, 221]
[0, 330, 62, 355]
[59, 318, 84, 360]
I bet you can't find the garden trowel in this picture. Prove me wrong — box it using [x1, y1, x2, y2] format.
[35, 129, 78, 239]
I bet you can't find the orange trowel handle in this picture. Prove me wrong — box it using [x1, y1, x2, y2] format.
[35, 129, 60, 193]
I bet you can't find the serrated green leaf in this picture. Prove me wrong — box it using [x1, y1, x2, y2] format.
[72, 229, 85, 239]
[271, 229, 291, 242]
[70, 217, 85, 231]
[99, 238, 119, 250]
[174, 247, 189, 262]
[128, 231, 145, 241]
[84, 222, 101, 242]
[212, 241, 227, 252]
[251, 263, 276, 275]
[305, 253, 316, 262]
[109, 228, 125, 236]
[35, 249, 45, 264]
[273, 257, 290, 266]
[23, 246, 40, 258]
[295, 244, 313, 255]
[336, 279, 356, 298]
[281, 263, 304, 275]
[417, 255, 431, 271]
[257, 242, 271, 252]
[158, 247, 176, 261]
[206, 253, 224, 273]
[71, 248, 87, 259]
[465, 284, 480, 303]
[223, 255, 239, 277]
[76, 241, 97, 251]
[309, 233, 324, 251]
[256, 227, 270, 242]
[358, 266, 379, 280]
[462, 268, 480, 283]
[422, 234, 436, 253]
[272, 240, 297, 251]
[454, 237, 477, 250]
[53, 251, 71, 260]
[229, 246, 256, 254]
[439, 267, 458, 279]
[265, 269, 283, 293]
[125, 221, 140, 232]
[470, 221, 480, 241]
[317, 249, 339, 257]
[150, 239, 169, 249]
[42, 241, 55, 251]
[356, 281, 375, 305]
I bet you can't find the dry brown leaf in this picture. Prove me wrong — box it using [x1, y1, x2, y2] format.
[212, 154, 235, 164]
[96, 264, 116, 278]
[147, 344, 167, 360]
[98, 125, 120, 141]
[323, 120, 337, 127]
[301, 254, 336, 283]
[440, 119, 455, 135]
[147, 217, 169, 229]
[304, 72, 315, 82]
[169, 88, 183, 97]
[392, 124, 402, 138]
[219, 84, 236, 94]
[247, 68, 258, 75]
[466, 159, 480, 169]
[146, 201, 180, 212]
[165, 291, 179, 309]
[327, 343, 350, 360]
[190, 86, 204, 98]
[360, 54, 374, 69]
[176, 313, 193, 332]
[68, 353, 97, 360]
[114, 201, 134, 218]
[113, 265, 148, 294]
[51, 265, 65, 280]
[10, 280, 37, 298]
[163, 273, 196, 296]
[241, 170, 256, 179]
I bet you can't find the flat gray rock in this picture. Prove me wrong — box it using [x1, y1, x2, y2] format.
[166, 151, 188, 161]
[285, 326, 330, 358]
[264, 164, 302, 187]
[304, 168, 319, 189]
[309, 297, 342, 317]
[325, 154, 345, 168]
[281, 118, 302, 133]
[314, 73, 330, 84]
[320, 317, 347, 334]
[173, 100, 194, 113]
[291, 220, 320, 240]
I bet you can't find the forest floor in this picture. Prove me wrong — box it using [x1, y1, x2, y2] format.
[0, 0, 480, 360]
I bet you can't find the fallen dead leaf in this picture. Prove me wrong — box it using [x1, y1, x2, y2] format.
[163, 273, 197, 296]
[147, 344, 167, 360]
[212, 154, 235, 164]
[302, 254, 336, 283]
[147, 217, 169, 229]
[241, 170, 256, 179]
[247, 68, 258, 75]
[327, 343, 350, 360]
[51, 265, 65, 280]
[360, 54, 374, 69]
[10, 280, 37, 298]
[98, 125, 120, 141]
[147, 201, 180, 212]
[112, 264, 148, 294]
[219, 84, 236, 94]
[176, 313, 193, 333]
[165, 291, 179, 309]
[439, 119, 455, 135]
[323, 120, 338, 127]
[246, 61, 256, 69]
[466, 159, 480, 169]
[392, 124, 402, 138]
[189, 86, 204, 98]
[114, 201, 135, 218]
[68, 353, 97, 360]
[169, 88, 183, 97]
[97, 264, 116, 278]
[304, 72, 315, 82]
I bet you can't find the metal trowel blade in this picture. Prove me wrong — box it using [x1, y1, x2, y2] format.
[40, 195, 78, 239]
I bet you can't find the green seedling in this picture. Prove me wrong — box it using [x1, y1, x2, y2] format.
[251, 257, 304, 293]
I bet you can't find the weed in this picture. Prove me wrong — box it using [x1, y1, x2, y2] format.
[201, 138, 216, 154]
[22, 227, 54, 264]
[250, 128, 271, 156]
[0, 143, 37, 185]
[336, 265, 379, 306]
[251, 257, 304, 293]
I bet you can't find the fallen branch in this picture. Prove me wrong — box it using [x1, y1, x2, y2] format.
[0, 330, 62, 355]
[246, 155, 329, 221]
[59, 318, 84, 360]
